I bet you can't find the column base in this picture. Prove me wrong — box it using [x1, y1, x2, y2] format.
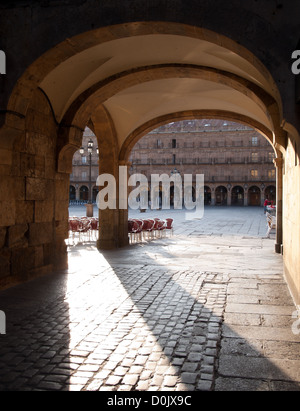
[85, 203, 94, 217]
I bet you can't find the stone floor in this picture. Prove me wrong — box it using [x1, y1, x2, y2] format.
[0, 207, 299, 391]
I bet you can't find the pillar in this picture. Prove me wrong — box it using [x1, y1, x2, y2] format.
[211, 188, 216, 206]
[75, 184, 80, 201]
[244, 187, 248, 206]
[227, 188, 231, 206]
[118, 161, 131, 248]
[273, 157, 283, 253]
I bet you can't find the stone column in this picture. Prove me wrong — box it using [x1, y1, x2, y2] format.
[227, 186, 231, 206]
[118, 160, 131, 248]
[96, 161, 119, 250]
[273, 157, 283, 254]
[75, 184, 80, 201]
[211, 187, 216, 206]
[243, 186, 248, 206]
[260, 185, 265, 206]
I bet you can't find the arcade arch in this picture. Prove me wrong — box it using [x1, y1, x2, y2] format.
[1, 21, 298, 301]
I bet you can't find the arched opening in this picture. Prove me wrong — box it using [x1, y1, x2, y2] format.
[69, 185, 76, 202]
[231, 186, 244, 206]
[265, 185, 276, 204]
[204, 186, 212, 205]
[79, 186, 89, 202]
[248, 185, 261, 206]
[0, 21, 290, 292]
[215, 186, 227, 206]
[0, 11, 300, 391]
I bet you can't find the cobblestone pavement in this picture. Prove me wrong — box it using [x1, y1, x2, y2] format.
[0, 208, 299, 391]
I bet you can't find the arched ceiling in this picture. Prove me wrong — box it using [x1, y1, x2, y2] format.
[38, 30, 281, 150]
[103, 77, 271, 145]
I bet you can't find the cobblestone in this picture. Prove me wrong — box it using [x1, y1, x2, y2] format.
[0, 208, 299, 391]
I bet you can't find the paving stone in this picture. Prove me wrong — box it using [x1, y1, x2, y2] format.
[0, 207, 298, 391]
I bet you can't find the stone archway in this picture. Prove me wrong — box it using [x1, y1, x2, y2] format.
[1, 21, 299, 304]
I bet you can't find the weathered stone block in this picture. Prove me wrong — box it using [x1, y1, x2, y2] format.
[0, 201, 16, 226]
[26, 177, 53, 201]
[35, 200, 54, 223]
[34, 155, 45, 177]
[55, 200, 68, 222]
[0, 149, 12, 166]
[0, 248, 11, 279]
[15, 200, 34, 224]
[0, 227, 7, 248]
[20, 153, 35, 177]
[7, 224, 28, 248]
[34, 245, 44, 268]
[43, 243, 54, 266]
[13, 176, 26, 201]
[11, 246, 35, 279]
[28, 222, 53, 246]
[55, 178, 69, 202]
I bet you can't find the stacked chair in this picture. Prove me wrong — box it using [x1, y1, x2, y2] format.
[68, 216, 99, 245]
[128, 217, 173, 243]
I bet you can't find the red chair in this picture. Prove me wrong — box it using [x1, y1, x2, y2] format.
[142, 219, 155, 240]
[78, 218, 91, 242]
[128, 219, 143, 243]
[90, 217, 99, 241]
[165, 218, 174, 237]
[128, 219, 135, 243]
[68, 218, 81, 244]
[134, 219, 144, 242]
[156, 219, 166, 238]
[152, 218, 163, 238]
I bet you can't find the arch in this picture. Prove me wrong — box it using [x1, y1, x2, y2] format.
[265, 185, 276, 204]
[4, 22, 282, 119]
[215, 186, 227, 206]
[231, 185, 244, 206]
[79, 185, 89, 201]
[1, 22, 286, 160]
[69, 185, 76, 202]
[119, 110, 276, 163]
[204, 186, 212, 206]
[248, 185, 261, 206]
[0, 21, 290, 289]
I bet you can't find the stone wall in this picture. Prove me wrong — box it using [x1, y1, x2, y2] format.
[0, 89, 68, 288]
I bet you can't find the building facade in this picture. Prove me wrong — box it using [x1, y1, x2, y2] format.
[69, 127, 99, 203]
[70, 120, 276, 207]
[128, 119, 276, 207]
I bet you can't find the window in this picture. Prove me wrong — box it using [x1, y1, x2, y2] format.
[172, 139, 177, 148]
[251, 169, 258, 178]
[268, 152, 275, 161]
[268, 169, 275, 179]
[157, 139, 162, 148]
[172, 154, 176, 164]
[82, 156, 87, 164]
[251, 152, 258, 162]
[82, 171, 87, 179]
[251, 137, 258, 146]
